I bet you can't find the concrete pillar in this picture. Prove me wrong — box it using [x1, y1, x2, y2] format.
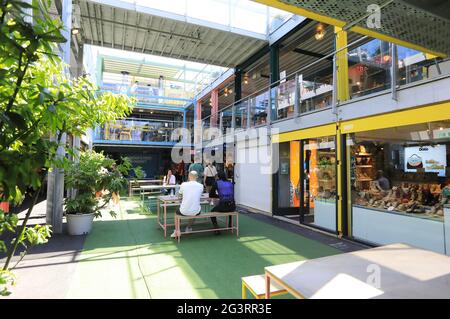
[46, 0, 72, 234]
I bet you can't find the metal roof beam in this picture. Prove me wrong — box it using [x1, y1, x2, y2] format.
[121, 10, 127, 50]
[292, 48, 333, 61]
[141, 15, 153, 53]
[111, 7, 114, 48]
[131, 13, 140, 51]
[93, 3, 103, 47]
[80, 14, 201, 42]
[86, 0, 267, 40]
[83, 1, 95, 45]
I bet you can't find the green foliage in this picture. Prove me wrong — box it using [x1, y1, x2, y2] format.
[64, 150, 140, 218]
[0, 0, 134, 296]
[0, 270, 15, 296]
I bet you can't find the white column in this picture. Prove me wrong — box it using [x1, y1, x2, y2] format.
[46, 0, 72, 234]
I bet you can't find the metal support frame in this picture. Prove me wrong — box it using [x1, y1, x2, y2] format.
[246, 99, 251, 130]
[269, 44, 279, 123]
[391, 43, 398, 101]
[331, 53, 338, 115]
[293, 73, 299, 118]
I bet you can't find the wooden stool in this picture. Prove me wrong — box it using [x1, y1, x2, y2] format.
[241, 274, 287, 299]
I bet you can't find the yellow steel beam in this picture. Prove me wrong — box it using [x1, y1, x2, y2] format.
[273, 123, 336, 143]
[340, 101, 450, 134]
[335, 27, 350, 103]
[253, 0, 447, 58]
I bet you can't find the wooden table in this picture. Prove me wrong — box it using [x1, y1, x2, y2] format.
[129, 179, 162, 196]
[157, 194, 213, 237]
[264, 243, 450, 299]
[139, 184, 179, 207]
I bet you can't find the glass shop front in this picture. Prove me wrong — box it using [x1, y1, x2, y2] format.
[347, 119, 450, 254]
[274, 135, 337, 232]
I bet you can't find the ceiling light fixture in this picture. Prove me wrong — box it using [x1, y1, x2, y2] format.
[315, 24, 326, 41]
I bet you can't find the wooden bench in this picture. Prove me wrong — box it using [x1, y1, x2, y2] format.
[174, 211, 239, 243]
[241, 275, 287, 299]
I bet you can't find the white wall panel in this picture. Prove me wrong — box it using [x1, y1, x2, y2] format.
[234, 139, 271, 213]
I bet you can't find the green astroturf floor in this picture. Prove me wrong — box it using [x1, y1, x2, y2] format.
[66, 200, 340, 299]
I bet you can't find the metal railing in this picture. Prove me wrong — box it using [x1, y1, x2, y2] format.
[100, 84, 194, 107]
[94, 118, 192, 144]
[200, 36, 450, 136]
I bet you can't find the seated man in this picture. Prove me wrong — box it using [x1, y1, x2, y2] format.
[171, 171, 204, 238]
[209, 171, 236, 235]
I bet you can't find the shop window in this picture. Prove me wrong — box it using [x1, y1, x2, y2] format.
[348, 120, 450, 254]
[303, 136, 337, 231]
[277, 141, 301, 208]
[348, 39, 392, 99]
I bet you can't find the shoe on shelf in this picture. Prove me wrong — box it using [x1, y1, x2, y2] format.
[185, 226, 192, 233]
[170, 230, 177, 238]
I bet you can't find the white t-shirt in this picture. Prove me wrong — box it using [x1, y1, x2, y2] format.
[204, 165, 217, 177]
[179, 181, 204, 216]
[167, 175, 176, 185]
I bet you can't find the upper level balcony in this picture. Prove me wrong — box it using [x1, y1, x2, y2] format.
[93, 117, 192, 147]
[94, 84, 194, 147]
[100, 83, 193, 110]
[200, 37, 450, 142]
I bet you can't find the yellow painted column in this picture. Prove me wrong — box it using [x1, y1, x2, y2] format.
[335, 27, 349, 103]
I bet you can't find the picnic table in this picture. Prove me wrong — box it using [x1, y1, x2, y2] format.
[128, 179, 163, 196]
[264, 243, 450, 299]
[156, 194, 213, 237]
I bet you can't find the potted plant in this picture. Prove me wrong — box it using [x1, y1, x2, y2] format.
[64, 150, 140, 235]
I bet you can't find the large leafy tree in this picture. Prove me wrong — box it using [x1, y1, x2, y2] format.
[0, 0, 134, 295]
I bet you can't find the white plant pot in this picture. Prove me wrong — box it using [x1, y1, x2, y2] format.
[66, 213, 95, 235]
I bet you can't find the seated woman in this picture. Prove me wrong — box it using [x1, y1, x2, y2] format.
[209, 171, 236, 234]
[163, 169, 176, 195]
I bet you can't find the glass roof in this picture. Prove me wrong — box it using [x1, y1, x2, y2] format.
[120, 0, 293, 36]
[84, 45, 228, 96]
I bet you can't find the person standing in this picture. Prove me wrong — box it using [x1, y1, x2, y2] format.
[203, 162, 217, 193]
[188, 160, 204, 183]
[170, 171, 204, 238]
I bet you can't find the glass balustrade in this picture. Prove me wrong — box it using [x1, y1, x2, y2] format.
[249, 90, 269, 127]
[397, 47, 450, 86]
[100, 84, 192, 106]
[94, 119, 185, 143]
[234, 101, 248, 129]
[276, 76, 297, 120]
[299, 72, 333, 113]
[199, 39, 450, 130]
[348, 39, 392, 99]
[221, 107, 233, 135]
